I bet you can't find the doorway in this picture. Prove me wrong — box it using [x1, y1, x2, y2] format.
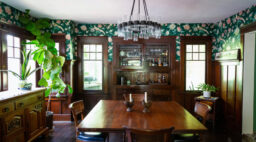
[241, 22, 256, 136]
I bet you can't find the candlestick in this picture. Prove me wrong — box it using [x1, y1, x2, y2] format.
[129, 93, 133, 102]
[144, 92, 148, 103]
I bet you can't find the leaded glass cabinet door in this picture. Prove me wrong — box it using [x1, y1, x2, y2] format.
[118, 44, 143, 69]
[144, 44, 170, 69]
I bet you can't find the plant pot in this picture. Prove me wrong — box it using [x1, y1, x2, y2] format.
[46, 111, 54, 129]
[203, 91, 211, 98]
[18, 80, 32, 90]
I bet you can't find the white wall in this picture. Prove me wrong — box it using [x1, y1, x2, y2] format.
[242, 32, 256, 134]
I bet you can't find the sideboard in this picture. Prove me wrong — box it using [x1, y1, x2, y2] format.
[0, 88, 48, 142]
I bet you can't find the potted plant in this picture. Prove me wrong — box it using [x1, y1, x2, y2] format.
[1, 49, 41, 90]
[19, 10, 73, 130]
[197, 83, 217, 98]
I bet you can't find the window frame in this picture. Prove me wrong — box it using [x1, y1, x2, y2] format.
[77, 36, 108, 95]
[0, 22, 34, 92]
[180, 36, 212, 92]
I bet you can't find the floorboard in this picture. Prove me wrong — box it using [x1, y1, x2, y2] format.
[34, 122, 244, 142]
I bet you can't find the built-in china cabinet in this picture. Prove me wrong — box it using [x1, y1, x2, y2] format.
[112, 37, 176, 100]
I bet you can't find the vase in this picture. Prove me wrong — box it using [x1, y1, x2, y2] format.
[203, 91, 211, 98]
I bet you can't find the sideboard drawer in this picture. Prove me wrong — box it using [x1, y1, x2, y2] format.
[0, 102, 15, 115]
[16, 92, 43, 109]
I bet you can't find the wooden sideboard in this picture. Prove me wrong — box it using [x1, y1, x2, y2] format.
[0, 88, 48, 142]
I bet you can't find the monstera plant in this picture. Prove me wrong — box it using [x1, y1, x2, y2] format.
[19, 9, 73, 97]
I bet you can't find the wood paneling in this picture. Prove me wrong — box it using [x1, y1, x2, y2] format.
[1, 32, 8, 91]
[214, 61, 242, 133]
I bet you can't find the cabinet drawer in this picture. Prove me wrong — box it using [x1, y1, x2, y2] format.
[16, 92, 44, 109]
[0, 102, 15, 115]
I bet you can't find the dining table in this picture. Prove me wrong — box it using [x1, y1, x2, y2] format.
[77, 100, 207, 135]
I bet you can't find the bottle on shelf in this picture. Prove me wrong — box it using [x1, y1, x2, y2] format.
[158, 58, 162, 66]
[158, 74, 162, 83]
[155, 58, 158, 66]
[149, 59, 152, 66]
[162, 75, 167, 83]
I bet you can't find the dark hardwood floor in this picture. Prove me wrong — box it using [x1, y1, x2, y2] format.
[34, 122, 244, 142]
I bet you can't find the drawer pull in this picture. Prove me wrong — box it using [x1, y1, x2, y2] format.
[2, 107, 9, 112]
[38, 96, 43, 100]
[18, 103, 24, 107]
[35, 104, 42, 109]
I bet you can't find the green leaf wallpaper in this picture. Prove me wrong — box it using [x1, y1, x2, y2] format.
[49, 20, 76, 60]
[75, 23, 215, 61]
[0, 2, 23, 26]
[212, 5, 256, 59]
[0, 1, 255, 61]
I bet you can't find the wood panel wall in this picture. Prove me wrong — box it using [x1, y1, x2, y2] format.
[213, 61, 243, 133]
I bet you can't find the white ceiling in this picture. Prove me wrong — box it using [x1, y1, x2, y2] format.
[1, 0, 256, 24]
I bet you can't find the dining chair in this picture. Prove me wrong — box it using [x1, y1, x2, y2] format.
[174, 102, 211, 142]
[123, 94, 145, 102]
[69, 100, 109, 142]
[124, 127, 175, 142]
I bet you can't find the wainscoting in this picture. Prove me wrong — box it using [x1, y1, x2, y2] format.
[214, 61, 243, 133]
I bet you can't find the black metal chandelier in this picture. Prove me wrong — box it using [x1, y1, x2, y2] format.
[117, 0, 161, 41]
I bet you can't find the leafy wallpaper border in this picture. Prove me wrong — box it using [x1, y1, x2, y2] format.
[0, 2, 256, 61]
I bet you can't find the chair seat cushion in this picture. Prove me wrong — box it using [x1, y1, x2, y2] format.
[173, 133, 200, 141]
[77, 132, 107, 141]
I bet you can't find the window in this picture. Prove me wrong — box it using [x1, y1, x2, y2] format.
[185, 44, 206, 91]
[25, 40, 37, 89]
[55, 42, 60, 55]
[7, 35, 21, 90]
[180, 36, 212, 92]
[77, 37, 108, 94]
[83, 44, 103, 90]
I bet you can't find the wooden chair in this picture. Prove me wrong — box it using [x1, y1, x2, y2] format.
[174, 102, 211, 142]
[123, 94, 145, 102]
[125, 127, 175, 142]
[69, 100, 108, 142]
[194, 101, 212, 125]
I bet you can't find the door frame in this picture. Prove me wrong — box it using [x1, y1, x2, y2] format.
[240, 22, 256, 134]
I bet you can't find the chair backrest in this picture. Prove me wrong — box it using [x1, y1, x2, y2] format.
[123, 94, 145, 102]
[69, 100, 85, 127]
[125, 127, 174, 142]
[194, 101, 212, 124]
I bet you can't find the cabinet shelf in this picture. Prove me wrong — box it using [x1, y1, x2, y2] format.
[112, 36, 176, 100]
[114, 67, 170, 73]
[115, 85, 173, 89]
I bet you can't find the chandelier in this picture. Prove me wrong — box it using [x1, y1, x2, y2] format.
[117, 0, 161, 41]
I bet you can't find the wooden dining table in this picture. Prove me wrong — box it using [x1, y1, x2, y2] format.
[77, 100, 207, 134]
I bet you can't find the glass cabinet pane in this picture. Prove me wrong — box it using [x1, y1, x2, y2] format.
[145, 45, 169, 67]
[119, 45, 142, 67]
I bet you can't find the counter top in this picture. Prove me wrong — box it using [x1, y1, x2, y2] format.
[0, 88, 46, 103]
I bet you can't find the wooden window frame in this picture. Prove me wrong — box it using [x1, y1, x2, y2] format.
[180, 36, 212, 92]
[77, 36, 108, 95]
[0, 22, 34, 92]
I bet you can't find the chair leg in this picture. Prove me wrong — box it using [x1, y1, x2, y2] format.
[123, 132, 126, 142]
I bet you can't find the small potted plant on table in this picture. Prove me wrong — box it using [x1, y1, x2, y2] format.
[197, 83, 217, 98]
[1, 49, 41, 90]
